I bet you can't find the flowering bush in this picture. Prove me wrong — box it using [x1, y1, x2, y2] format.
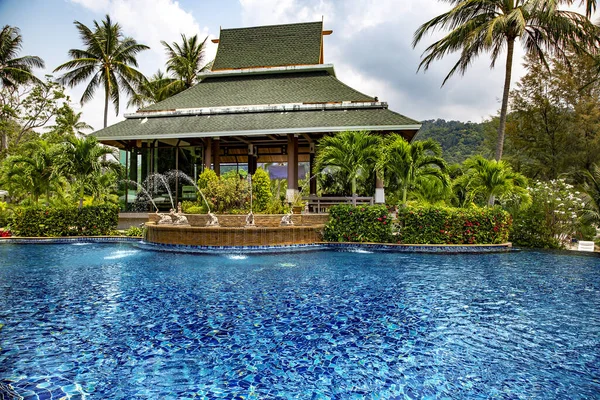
[510, 179, 587, 248]
[0, 229, 11, 237]
[325, 205, 392, 242]
[396, 205, 511, 244]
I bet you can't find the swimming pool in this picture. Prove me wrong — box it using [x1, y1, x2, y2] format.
[0, 243, 598, 398]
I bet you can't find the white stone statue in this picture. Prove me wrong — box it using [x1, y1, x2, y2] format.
[206, 212, 220, 227]
[280, 212, 294, 226]
[246, 211, 255, 227]
[157, 210, 173, 225]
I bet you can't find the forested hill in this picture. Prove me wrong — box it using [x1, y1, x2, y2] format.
[415, 119, 488, 165]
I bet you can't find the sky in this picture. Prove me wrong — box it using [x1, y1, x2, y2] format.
[1, 0, 595, 131]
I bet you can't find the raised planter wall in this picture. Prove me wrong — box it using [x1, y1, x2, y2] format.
[145, 224, 324, 247]
[147, 213, 329, 227]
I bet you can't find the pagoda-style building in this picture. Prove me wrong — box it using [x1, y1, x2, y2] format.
[94, 21, 421, 207]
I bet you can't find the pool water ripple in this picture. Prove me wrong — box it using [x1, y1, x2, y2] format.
[0, 244, 599, 398]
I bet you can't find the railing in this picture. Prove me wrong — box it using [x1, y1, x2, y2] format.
[303, 195, 374, 213]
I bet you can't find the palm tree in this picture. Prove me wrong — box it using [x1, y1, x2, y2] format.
[380, 136, 449, 205]
[54, 15, 149, 128]
[127, 70, 173, 108]
[4, 140, 61, 204]
[413, 0, 599, 161]
[459, 155, 530, 207]
[580, 163, 600, 227]
[315, 131, 381, 201]
[45, 103, 93, 141]
[160, 34, 211, 97]
[59, 135, 118, 208]
[0, 25, 44, 88]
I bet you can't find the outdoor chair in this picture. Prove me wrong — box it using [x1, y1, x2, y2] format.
[577, 240, 595, 252]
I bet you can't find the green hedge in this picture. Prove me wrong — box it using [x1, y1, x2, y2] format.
[12, 205, 119, 237]
[396, 205, 511, 244]
[324, 204, 392, 243]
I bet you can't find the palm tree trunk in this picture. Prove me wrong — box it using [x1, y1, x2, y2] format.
[352, 176, 357, 206]
[495, 37, 515, 161]
[402, 186, 408, 205]
[103, 92, 109, 128]
[79, 185, 84, 209]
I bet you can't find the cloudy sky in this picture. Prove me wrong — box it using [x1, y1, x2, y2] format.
[1, 0, 594, 131]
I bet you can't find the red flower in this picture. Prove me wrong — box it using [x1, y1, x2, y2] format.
[383, 221, 387, 225]
[377, 217, 382, 221]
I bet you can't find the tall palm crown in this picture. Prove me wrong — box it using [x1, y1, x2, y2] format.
[379, 136, 449, 204]
[127, 70, 173, 108]
[315, 131, 381, 197]
[160, 34, 211, 97]
[580, 163, 600, 227]
[413, 0, 599, 161]
[54, 15, 149, 128]
[0, 25, 44, 88]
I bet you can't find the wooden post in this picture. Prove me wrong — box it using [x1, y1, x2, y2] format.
[213, 137, 221, 176]
[124, 147, 129, 212]
[309, 142, 317, 195]
[375, 172, 385, 204]
[287, 134, 298, 202]
[204, 138, 212, 171]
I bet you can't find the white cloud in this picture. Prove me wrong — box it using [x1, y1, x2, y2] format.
[67, 0, 218, 129]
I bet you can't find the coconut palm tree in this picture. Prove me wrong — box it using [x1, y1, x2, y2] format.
[413, 0, 599, 161]
[59, 135, 118, 208]
[459, 155, 530, 207]
[4, 140, 61, 204]
[380, 136, 449, 205]
[127, 70, 173, 108]
[315, 131, 381, 201]
[160, 34, 211, 97]
[0, 25, 44, 88]
[54, 15, 149, 128]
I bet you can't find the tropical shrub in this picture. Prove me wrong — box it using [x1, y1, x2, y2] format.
[325, 205, 392, 243]
[252, 168, 272, 212]
[0, 201, 13, 228]
[510, 179, 587, 248]
[181, 200, 206, 214]
[197, 169, 249, 213]
[124, 225, 144, 237]
[396, 205, 511, 244]
[0, 229, 11, 237]
[11, 205, 118, 237]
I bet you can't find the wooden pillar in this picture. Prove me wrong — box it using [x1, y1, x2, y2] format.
[213, 137, 221, 176]
[309, 142, 317, 195]
[248, 144, 257, 175]
[375, 172, 385, 204]
[287, 134, 298, 202]
[175, 141, 180, 207]
[204, 137, 212, 171]
[124, 148, 129, 211]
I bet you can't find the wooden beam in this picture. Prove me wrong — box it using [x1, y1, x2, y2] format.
[323, 30, 333, 35]
[301, 133, 313, 143]
[233, 136, 252, 144]
[211, 39, 219, 43]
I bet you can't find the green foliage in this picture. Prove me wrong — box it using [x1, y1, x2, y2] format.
[252, 168, 272, 212]
[396, 205, 511, 245]
[11, 204, 118, 237]
[510, 179, 587, 248]
[197, 169, 249, 213]
[124, 225, 144, 237]
[379, 135, 449, 204]
[324, 205, 392, 243]
[181, 200, 206, 214]
[0, 201, 13, 227]
[316, 131, 380, 196]
[418, 119, 488, 164]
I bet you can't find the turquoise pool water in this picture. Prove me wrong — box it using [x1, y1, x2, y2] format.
[0, 243, 599, 398]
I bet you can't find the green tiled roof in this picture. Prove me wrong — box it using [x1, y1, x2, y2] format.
[141, 72, 374, 111]
[212, 21, 322, 70]
[95, 108, 420, 140]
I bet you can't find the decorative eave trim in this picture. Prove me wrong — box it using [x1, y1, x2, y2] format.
[127, 101, 388, 119]
[198, 63, 335, 79]
[96, 124, 422, 142]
